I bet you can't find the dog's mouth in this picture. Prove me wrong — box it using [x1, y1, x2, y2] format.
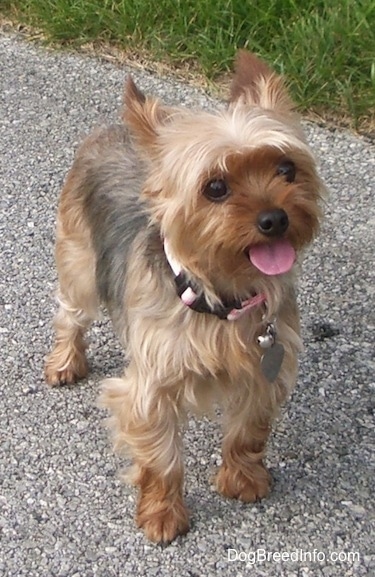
[247, 239, 296, 276]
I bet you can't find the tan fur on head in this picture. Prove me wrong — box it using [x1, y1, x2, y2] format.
[45, 50, 325, 543]
[120, 69, 323, 295]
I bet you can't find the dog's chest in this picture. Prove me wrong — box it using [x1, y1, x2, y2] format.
[183, 313, 263, 379]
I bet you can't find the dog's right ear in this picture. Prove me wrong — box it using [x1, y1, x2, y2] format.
[123, 76, 170, 150]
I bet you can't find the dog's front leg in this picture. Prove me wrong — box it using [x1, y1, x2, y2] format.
[135, 462, 188, 544]
[215, 393, 273, 502]
[101, 372, 189, 543]
[133, 398, 189, 544]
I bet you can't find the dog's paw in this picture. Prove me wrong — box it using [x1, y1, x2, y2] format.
[44, 350, 88, 386]
[137, 502, 189, 543]
[215, 462, 271, 502]
[44, 366, 83, 387]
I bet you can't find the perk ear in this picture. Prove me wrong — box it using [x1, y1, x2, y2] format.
[230, 50, 294, 114]
[123, 76, 170, 149]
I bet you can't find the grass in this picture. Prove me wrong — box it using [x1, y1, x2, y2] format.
[2, 0, 375, 131]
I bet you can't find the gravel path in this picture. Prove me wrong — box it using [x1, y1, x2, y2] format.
[1, 32, 374, 577]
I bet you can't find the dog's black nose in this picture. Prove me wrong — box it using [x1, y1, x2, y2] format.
[257, 209, 289, 237]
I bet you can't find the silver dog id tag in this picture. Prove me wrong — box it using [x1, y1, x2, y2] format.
[260, 342, 285, 383]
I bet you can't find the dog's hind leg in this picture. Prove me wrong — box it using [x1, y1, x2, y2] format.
[45, 195, 99, 386]
[44, 290, 94, 387]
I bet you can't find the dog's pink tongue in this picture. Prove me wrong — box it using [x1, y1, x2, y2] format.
[249, 239, 296, 275]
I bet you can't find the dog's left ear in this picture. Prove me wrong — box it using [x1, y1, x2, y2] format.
[123, 76, 170, 150]
[230, 50, 294, 114]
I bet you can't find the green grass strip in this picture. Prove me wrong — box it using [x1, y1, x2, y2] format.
[2, 0, 375, 128]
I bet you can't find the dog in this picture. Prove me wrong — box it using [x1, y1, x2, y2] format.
[45, 50, 324, 543]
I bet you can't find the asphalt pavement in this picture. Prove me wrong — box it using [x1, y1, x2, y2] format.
[0, 31, 374, 577]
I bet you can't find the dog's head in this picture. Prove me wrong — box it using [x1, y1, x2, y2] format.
[123, 51, 324, 298]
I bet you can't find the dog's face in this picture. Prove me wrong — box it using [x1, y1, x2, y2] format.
[124, 52, 324, 295]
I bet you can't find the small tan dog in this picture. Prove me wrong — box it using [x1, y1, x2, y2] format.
[45, 50, 324, 543]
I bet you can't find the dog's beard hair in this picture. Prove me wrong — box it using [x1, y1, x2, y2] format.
[115, 228, 302, 415]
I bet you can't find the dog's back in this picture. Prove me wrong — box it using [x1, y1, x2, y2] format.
[62, 124, 148, 314]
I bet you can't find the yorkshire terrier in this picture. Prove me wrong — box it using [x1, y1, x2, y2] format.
[45, 50, 324, 543]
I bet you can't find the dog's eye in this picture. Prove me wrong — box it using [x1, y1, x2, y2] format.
[276, 160, 296, 183]
[203, 179, 230, 202]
